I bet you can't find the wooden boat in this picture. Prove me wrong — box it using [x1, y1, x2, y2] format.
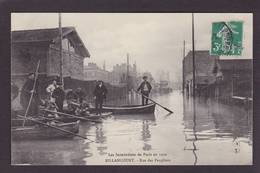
[114, 113, 156, 121]
[11, 116, 76, 127]
[83, 112, 113, 119]
[58, 111, 113, 122]
[11, 120, 80, 140]
[89, 103, 156, 114]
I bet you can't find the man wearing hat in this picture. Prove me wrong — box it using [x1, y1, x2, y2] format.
[137, 76, 152, 105]
[20, 72, 40, 116]
[52, 82, 65, 112]
[93, 80, 107, 115]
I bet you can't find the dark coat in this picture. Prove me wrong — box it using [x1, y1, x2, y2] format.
[93, 84, 108, 99]
[137, 81, 152, 93]
[52, 87, 65, 102]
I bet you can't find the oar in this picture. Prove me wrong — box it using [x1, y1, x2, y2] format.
[23, 60, 41, 126]
[134, 90, 173, 113]
[16, 114, 94, 142]
[41, 109, 102, 123]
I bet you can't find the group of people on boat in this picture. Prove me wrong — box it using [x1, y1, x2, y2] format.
[14, 73, 152, 118]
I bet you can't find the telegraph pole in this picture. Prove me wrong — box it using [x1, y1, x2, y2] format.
[59, 13, 64, 87]
[126, 53, 130, 104]
[183, 40, 186, 93]
[192, 13, 196, 97]
[127, 53, 130, 92]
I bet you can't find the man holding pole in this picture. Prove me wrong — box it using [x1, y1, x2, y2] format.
[137, 76, 152, 105]
[52, 82, 65, 112]
[93, 80, 107, 115]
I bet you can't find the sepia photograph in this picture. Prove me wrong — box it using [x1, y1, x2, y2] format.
[10, 13, 253, 165]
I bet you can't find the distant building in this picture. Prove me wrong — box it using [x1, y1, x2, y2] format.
[183, 50, 252, 104]
[84, 63, 109, 83]
[183, 50, 219, 96]
[213, 59, 252, 102]
[11, 27, 90, 110]
[109, 63, 138, 87]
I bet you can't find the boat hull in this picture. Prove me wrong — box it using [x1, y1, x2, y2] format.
[89, 103, 156, 114]
[11, 120, 80, 140]
[58, 112, 113, 122]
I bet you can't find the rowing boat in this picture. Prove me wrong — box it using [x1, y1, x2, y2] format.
[11, 116, 75, 127]
[11, 120, 80, 140]
[89, 103, 156, 114]
[59, 111, 113, 122]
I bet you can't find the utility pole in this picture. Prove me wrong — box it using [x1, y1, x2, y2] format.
[191, 14, 197, 164]
[127, 53, 130, 92]
[183, 40, 186, 94]
[126, 53, 130, 104]
[59, 13, 64, 87]
[192, 13, 196, 97]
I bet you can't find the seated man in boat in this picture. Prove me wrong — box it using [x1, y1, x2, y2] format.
[46, 101, 59, 118]
[66, 89, 79, 113]
[75, 87, 86, 105]
[93, 80, 107, 115]
[52, 83, 65, 112]
[137, 76, 152, 105]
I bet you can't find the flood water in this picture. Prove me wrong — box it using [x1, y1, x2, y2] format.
[11, 90, 252, 165]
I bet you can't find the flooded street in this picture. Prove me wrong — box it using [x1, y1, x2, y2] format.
[11, 90, 252, 165]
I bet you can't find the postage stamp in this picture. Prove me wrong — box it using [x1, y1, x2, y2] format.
[211, 21, 243, 56]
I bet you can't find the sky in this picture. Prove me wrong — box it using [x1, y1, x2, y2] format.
[11, 13, 253, 82]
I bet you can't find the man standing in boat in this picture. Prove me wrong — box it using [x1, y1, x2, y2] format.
[137, 76, 152, 105]
[52, 82, 65, 112]
[20, 73, 41, 116]
[93, 80, 107, 115]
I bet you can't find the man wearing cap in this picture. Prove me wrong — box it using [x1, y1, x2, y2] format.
[137, 76, 152, 105]
[93, 80, 107, 115]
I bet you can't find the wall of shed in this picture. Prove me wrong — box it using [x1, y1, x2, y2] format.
[48, 42, 84, 80]
[11, 42, 49, 110]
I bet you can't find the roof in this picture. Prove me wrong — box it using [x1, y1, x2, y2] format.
[184, 50, 219, 75]
[218, 59, 252, 71]
[11, 27, 90, 57]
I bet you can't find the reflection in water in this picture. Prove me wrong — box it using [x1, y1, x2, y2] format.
[95, 123, 107, 155]
[183, 93, 252, 164]
[183, 97, 198, 165]
[141, 120, 152, 151]
[192, 99, 198, 165]
[12, 91, 252, 165]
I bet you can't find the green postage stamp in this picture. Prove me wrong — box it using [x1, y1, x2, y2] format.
[211, 21, 243, 56]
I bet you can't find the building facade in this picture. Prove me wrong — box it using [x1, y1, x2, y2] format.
[11, 27, 90, 110]
[183, 50, 253, 104]
[84, 63, 110, 83]
[183, 50, 219, 96]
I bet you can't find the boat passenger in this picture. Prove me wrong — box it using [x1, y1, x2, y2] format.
[93, 80, 107, 115]
[20, 72, 40, 116]
[52, 83, 65, 112]
[75, 87, 85, 104]
[137, 76, 152, 105]
[46, 80, 57, 102]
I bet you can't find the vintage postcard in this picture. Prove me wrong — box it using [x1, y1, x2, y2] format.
[11, 13, 253, 165]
